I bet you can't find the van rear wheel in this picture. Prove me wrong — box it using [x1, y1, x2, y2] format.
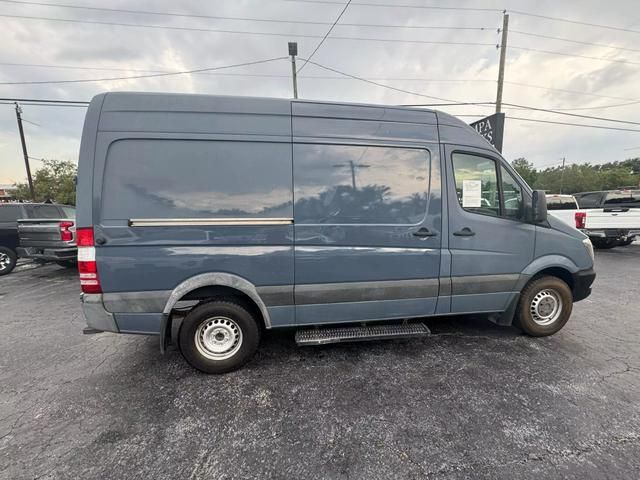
[515, 276, 573, 337]
[178, 300, 261, 374]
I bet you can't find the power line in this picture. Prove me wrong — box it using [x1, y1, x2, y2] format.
[23, 0, 622, 35]
[506, 116, 640, 133]
[509, 9, 640, 35]
[0, 63, 498, 82]
[0, 56, 288, 85]
[0, 97, 88, 104]
[502, 103, 640, 127]
[510, 30, 640, 53]
[298, 58, 487, 104]
[503, 80, 637, 102]
[5, 61, 640, 112]
[20, 117, 40, 127]
[459, 113, 640, 133]
[0, 102, 88, 107]
[297, 0, 352, 74]
[510, 45, 640, 66]
[0, 0, 496, 31]
[282, 0, 501, 12]
[0, 14, 498, 47]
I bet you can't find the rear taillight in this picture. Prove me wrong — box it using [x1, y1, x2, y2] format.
[59, 220, 74, 242]
[77, 227, 101, 294]
[575, 212, 586, 229]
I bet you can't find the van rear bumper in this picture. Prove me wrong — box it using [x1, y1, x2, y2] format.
[573, 268, 596, 302]
[80, 293, 119, 333]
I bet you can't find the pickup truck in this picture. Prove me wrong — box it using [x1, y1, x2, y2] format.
[546, 191, 640, 248]
[17, 214, 77, 267]
[0, 202, 75, 275]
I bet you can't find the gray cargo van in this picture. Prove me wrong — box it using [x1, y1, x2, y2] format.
[77, 92, 595, 373]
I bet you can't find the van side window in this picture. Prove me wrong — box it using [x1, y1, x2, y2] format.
[451, 153, 500, 217]
[500, 166, 523, 219]
[293, 144, 430, 224]
[101, 140, 293, 220]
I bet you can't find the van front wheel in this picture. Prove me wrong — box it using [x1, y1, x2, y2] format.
[515, 276, 573, 336]
[178, 300, 261, 374]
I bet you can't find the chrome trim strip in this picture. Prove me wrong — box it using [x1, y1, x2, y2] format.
[129, 218, 294, 227]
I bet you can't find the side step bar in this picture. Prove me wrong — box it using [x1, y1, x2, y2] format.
[295, 323, 430, 346]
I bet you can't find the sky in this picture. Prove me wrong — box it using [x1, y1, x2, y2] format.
[1, 0, 640, 184]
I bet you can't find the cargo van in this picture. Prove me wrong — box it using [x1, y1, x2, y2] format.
[77, 92, 596, 373]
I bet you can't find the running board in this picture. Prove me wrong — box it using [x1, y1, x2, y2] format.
[295, 323, 430, 346]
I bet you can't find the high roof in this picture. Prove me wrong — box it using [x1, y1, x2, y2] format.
[94, 92, 497, 152]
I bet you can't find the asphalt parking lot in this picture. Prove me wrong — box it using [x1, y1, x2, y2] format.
[1, 246, 639, 480]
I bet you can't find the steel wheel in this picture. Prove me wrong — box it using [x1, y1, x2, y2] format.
[194, 316, 243, 361]
[530, 289, 563, 326]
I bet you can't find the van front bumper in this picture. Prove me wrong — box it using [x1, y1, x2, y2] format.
[80, 293, 119, 333]
[573, 268, 596, 302]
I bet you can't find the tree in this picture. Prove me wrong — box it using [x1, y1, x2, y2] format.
[511, 158, 538, 187]
[13, 159, 77, 205]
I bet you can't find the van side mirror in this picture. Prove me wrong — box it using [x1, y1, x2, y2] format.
[532, 190, 547, 223]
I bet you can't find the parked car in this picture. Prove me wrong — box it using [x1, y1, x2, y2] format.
[0, 202, 74, 275]
[77, 92, 596, 373]
[574, 190, 640, 248]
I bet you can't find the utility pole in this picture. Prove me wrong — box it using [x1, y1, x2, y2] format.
[14, 102, 35, 200]
[559, 157, 566, 194]
[288, 42, 298, 99]
[495, 12, 509, 113]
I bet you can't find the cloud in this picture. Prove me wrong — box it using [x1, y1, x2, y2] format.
[1, 0, 639, 182]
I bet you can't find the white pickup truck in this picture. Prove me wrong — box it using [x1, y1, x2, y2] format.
[546, 190, 640, 248]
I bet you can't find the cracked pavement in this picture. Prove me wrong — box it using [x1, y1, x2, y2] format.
[1, 244, 639, 479]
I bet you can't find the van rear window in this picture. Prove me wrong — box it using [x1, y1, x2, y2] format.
[101, 140, 293, 220]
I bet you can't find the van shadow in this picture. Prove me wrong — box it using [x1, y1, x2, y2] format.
[133, 314, 520, 380]
[248, 314, 521, 369]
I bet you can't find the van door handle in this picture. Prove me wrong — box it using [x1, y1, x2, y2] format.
[453, 227, 475, 237]
[412, 227, 437, 238]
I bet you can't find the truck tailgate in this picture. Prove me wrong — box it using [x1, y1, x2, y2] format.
[18, 219, 75, 248]
[584, 208, 640, 229]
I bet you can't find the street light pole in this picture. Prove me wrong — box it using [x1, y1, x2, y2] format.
[288, 42, 298, 99]
[559, 157, 566, 194]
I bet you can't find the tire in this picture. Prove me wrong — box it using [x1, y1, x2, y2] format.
[55, 259, 77, 268]
[515, 276, 573, 337]
[178, 299, 261, 374]
[591, 238, 617, 249]
[0, 247, 17, 276]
